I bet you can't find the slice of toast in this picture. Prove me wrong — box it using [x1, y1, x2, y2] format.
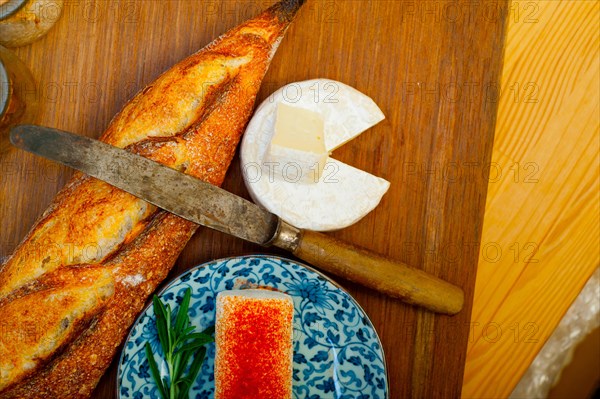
[215, 289, 294, 399]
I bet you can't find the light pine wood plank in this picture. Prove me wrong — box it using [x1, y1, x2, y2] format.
[463, 1, 600, 397]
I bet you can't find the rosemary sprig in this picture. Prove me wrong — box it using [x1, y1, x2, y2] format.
[145, 288, 214, 399]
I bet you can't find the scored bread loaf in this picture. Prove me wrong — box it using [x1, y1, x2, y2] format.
[0, 1, 304, 397]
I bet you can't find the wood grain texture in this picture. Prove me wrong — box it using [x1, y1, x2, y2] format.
[1, 0, 508, 397]
[463, 1, 600, 398]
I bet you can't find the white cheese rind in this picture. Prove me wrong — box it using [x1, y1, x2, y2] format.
[245, 158, 390, 231]
[241, 79, 389, 231]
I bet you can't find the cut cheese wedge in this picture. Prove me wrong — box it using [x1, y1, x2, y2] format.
[214, 289, 294, 399]
[241, 79, 390, 231]
[264, 103, 328, 183]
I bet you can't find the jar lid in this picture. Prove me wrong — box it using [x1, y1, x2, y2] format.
[0, 0, 28, 20]
[0, 59, 8, 118]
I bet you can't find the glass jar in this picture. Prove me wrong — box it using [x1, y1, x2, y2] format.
[0, 45, 38, 141]
[0, 0, 64, 47]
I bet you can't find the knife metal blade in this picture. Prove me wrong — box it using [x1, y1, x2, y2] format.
[9, 124, 467, 314]
[9, 125, 280, 246]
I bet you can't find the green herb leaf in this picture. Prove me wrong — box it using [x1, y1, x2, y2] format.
[201, 325, 215, 336]
[145, 288, 215, 399]
[152, 295, 170, 356]
[174, 289, 191, 335]
[145, 342, 167, 399]
[178, 347, 207, 399]
[181, 325, 195, 337]
[176, 336, 214, 354]
[181, 332, 213, 342]
[173, 347, 193, 383]
[165, 303, 173, 350]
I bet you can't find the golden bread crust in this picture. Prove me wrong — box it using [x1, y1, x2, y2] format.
[0, 2, 302, 397]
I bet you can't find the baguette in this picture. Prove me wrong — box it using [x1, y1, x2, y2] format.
[0, 1, 304, 397]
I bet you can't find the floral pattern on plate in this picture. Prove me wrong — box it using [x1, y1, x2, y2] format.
[117, 255, 388, 399]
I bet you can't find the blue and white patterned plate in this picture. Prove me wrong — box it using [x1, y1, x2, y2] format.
[117, 255, 388, 399]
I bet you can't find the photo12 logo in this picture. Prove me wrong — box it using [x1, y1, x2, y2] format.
[242, 161, 340, 184]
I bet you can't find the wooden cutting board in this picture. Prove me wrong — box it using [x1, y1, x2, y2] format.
[1, 1, 509, 397]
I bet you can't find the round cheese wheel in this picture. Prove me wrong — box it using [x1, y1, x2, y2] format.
[240, 79, 390, 231]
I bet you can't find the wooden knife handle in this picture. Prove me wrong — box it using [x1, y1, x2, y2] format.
[290, 229, 464, 315]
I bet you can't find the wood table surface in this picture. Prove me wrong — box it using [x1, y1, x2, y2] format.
[463, 2, 600, 397]
[1, 1, 509, 397]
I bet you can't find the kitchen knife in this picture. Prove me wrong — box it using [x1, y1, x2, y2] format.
[10, 125, 464, 314]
